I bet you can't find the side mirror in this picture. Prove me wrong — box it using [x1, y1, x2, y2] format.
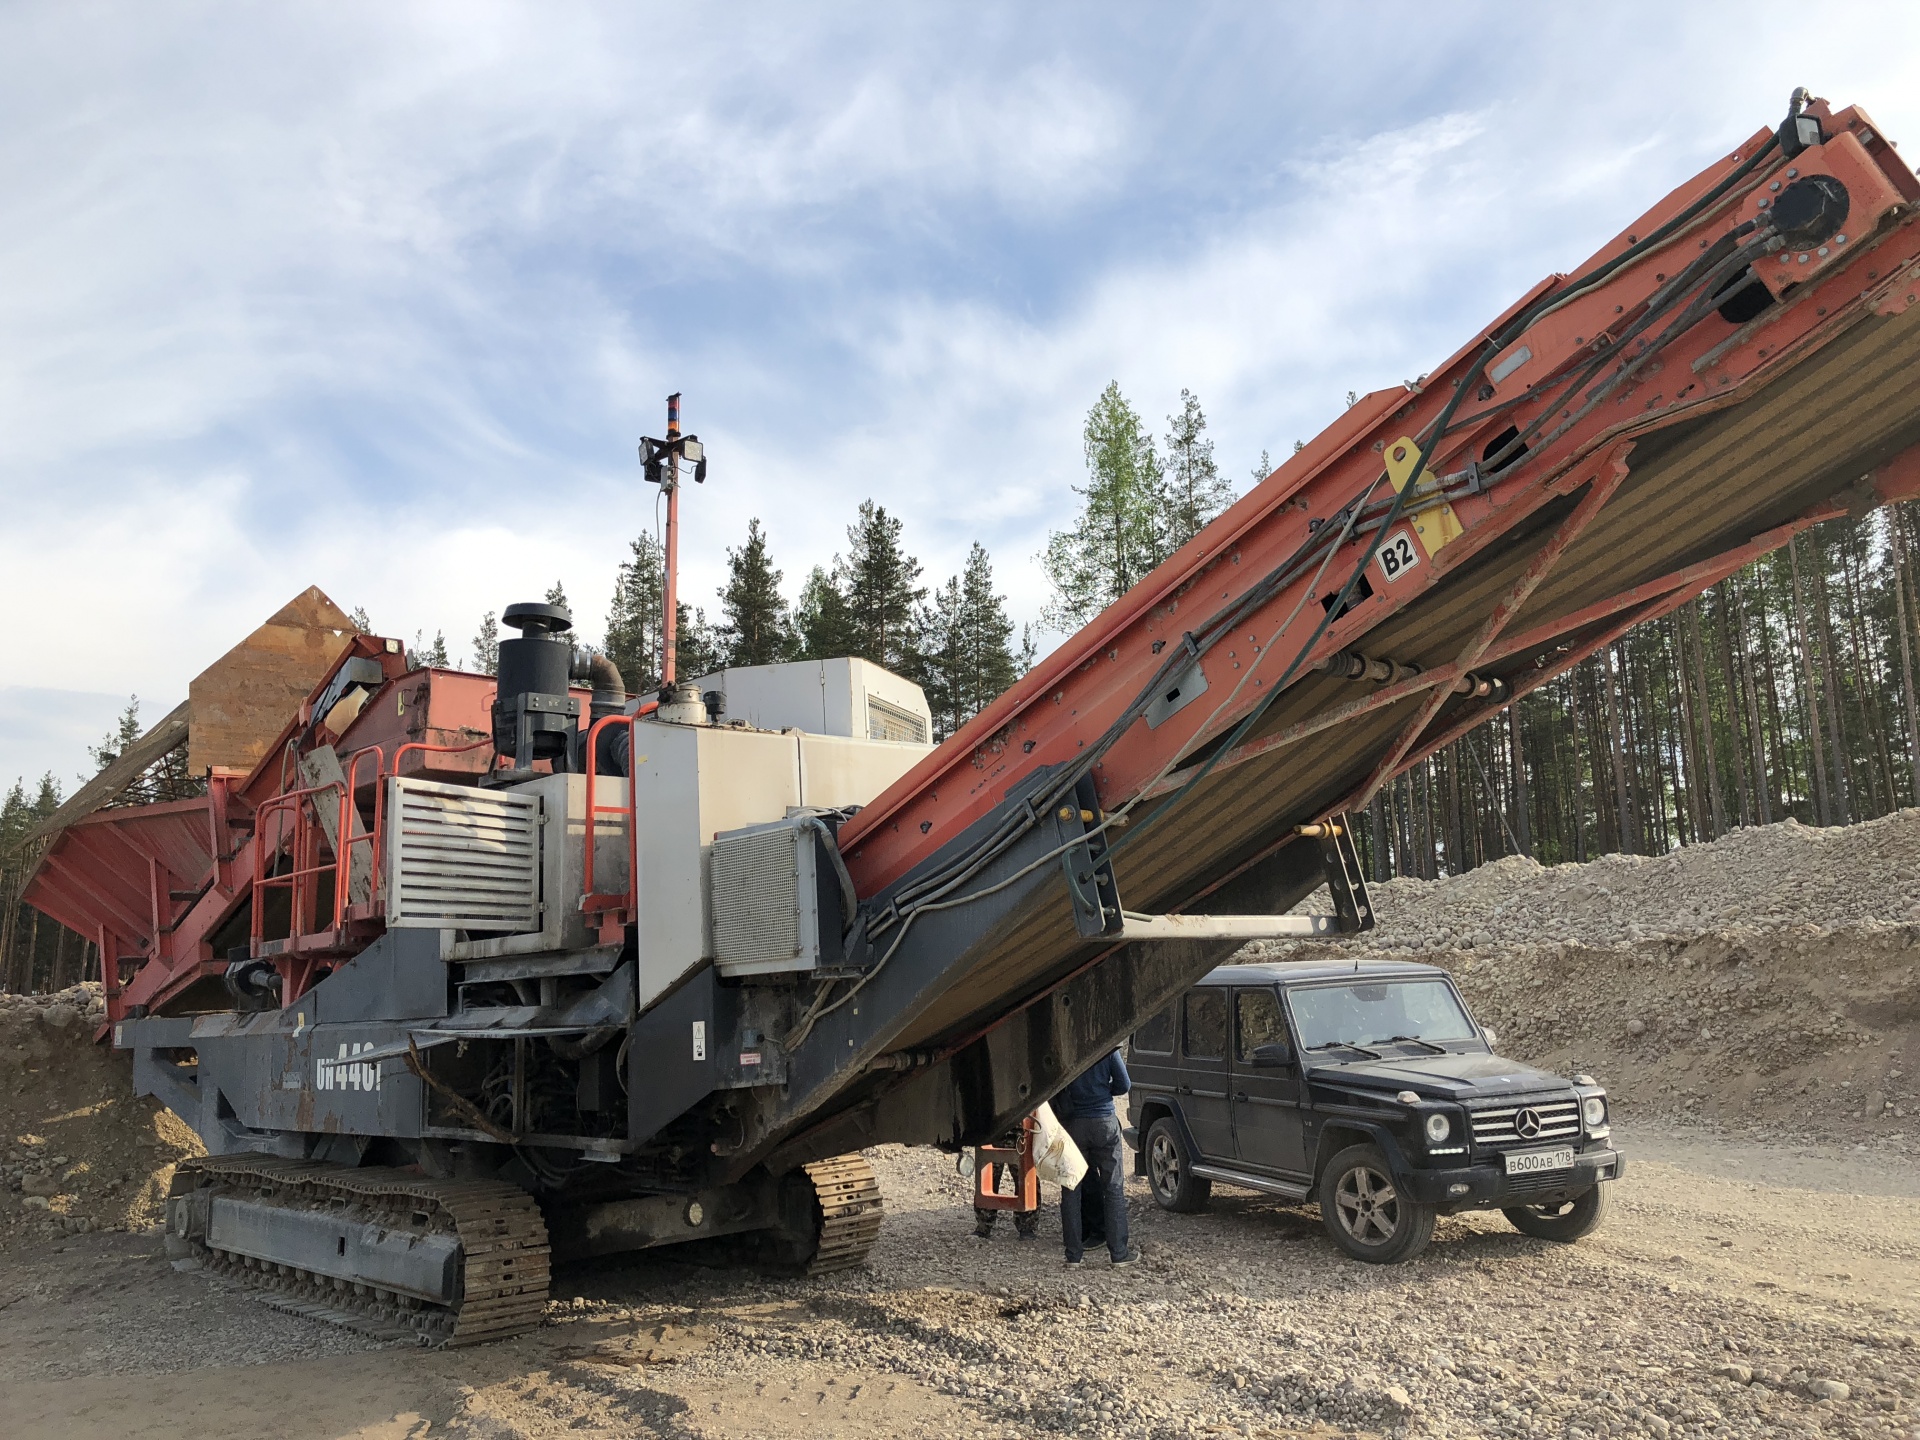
[1249, 1043, 1293, 1067]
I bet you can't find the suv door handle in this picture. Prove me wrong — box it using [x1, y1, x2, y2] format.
[1235, 1092, 1248, 1102]
[1176, 1085, 1192, 1096]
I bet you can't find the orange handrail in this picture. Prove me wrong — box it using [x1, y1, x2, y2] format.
[340, 744, 386, 911]
[581, 712, 637, 929]
[251, 778, 351, 950]
[391, 735, 495, 776]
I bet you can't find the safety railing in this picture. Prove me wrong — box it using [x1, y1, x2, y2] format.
[581, 713, 637, 937]
[339, 744, 386, 915]
[391, 735, 495, 777]
[251, 779, 351, 953]
[251, 744, 388, 953]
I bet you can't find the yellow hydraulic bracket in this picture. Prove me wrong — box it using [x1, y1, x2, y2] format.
[1383, 435, 1464, 558]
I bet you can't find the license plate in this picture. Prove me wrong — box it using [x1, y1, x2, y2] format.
[1504, 1147, 1574, 1175]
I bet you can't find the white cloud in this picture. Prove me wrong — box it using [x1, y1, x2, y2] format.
[5, 2, 1920, 789]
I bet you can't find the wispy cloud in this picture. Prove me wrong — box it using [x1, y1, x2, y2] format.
[3, 3, 1918, 786]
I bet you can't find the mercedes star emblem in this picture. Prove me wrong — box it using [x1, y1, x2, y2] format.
[1515, 1107, 1543, 1139]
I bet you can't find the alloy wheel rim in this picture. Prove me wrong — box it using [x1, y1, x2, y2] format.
[1150, 1133, 1180, 1197]
[1334, 1164, 1400, 1243]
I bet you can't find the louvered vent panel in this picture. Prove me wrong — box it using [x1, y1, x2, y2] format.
[712, 824, 804, 972]
[385, 777, 541, 932]
[866, 696, 928, 745]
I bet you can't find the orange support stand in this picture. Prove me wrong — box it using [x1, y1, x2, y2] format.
[972, 1115, 1039, 1212]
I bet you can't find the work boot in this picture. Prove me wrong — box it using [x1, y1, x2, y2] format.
[1014, 1212, 1039, 1241]
[972, 1211, 996, 1239]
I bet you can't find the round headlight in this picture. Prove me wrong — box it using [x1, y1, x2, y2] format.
[1424, 1112, 1451, 1143]
[1582, 1096, 1607, 1126]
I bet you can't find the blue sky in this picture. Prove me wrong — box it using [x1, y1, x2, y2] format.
[3, 3, 1918, 793]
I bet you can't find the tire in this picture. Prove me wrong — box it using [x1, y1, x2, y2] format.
[1318, 1143, 1435, 1264]
[1503, 1182, 1610, 1242]
[1144, 1117, 1211, 1213]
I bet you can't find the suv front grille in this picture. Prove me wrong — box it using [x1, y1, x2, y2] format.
[1470, 1097, 1580, 1149]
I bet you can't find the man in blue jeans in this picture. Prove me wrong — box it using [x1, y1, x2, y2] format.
[1057, 1047, 1134, 1266]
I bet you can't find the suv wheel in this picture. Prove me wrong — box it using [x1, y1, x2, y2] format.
[1318, 1143, 1435, 1264]
[1144, 1118, 1211, 1213]
[1503, 1183, 1609, 1242]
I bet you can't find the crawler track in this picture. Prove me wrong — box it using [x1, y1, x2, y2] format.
[801, 1153, 884, 1273]
[168, 1155, 551, 1346]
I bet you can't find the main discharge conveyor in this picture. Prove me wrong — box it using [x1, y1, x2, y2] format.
[24, 92, 1920, 1341]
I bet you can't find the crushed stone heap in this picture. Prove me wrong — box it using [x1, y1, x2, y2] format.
[1282, 808, 1920, 952]
[1247, 812, 1920, 1141]
[2, 982, 202, 1246]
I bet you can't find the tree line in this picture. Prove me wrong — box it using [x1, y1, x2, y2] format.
[12, 377, 1920, 990]
[1358, 505, 1920, 882]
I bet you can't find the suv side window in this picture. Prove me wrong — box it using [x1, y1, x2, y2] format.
[1234, 988, 1288, 1062]
[1183, 990, 1227, 1060]
[1133, 1005, 1175, 1055]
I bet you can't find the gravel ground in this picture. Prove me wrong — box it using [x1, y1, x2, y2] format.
[5, 813, 1920, 1436]
[2, 1128, 1917, 1440]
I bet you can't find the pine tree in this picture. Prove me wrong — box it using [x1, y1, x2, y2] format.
[915, 544, 1019, 738]
[1159, 390, 1234, 552]
[90, 697, 144, 774]
[1251, 449, 1273, 486]
[916, 575, 968, 739]
[472, 612, 500, 675]
[545, 581, 570, 614]
[349, 605, 373, 633]
[717, 518, 795, 668]
[604, 534, 668, 693]
[952, 543, 1018, 719]
[677, 604, 722, 681]
[841, 500, 926, 673]
[1040, 381, 1161, 631]
[407, 631, 450, 669]
[795, 565, 855, 661]
[1017, 625, 1039, 676]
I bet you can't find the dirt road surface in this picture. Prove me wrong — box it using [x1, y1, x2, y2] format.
[3, 1124, 1916, 1440]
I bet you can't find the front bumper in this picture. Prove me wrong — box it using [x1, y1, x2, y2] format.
[1401, 1145, 1625, 1210]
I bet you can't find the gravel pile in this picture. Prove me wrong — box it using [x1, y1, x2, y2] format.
[1245, 813, 1920, 1141]
[1281, 809, 1920, 954]
[1, 982, 202, 1245]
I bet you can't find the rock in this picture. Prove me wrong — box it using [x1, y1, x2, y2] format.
[21, 1173, 59, 1197]
[21, 1195, 49, 1211]
[1382, 1384, 1415, 1415]
[1807, 1379, 1851, 1401]
[1626, 1018, 1647, 1036]
[1715, 1363, 1752, 1383]
[40, 1002, 79, 1030]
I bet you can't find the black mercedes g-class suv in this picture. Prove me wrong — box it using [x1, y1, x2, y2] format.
[1125, 959, 1623, 1263]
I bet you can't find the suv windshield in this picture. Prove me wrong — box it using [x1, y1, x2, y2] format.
[1288, 980, 1477, 1052]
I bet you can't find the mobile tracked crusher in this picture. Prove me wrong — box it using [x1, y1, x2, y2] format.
[24, 91, 1920, 1342]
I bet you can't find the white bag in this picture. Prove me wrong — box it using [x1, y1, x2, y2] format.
[1031, 1102, 1088, 1189]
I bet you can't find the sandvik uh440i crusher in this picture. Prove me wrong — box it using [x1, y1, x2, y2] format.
[23, 91, 1920, 1342]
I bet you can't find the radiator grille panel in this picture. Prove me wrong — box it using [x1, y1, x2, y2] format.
[1469, 1096, 1581, 1149]
[386, 778, 541, 932]
[712, 825, 803, 970]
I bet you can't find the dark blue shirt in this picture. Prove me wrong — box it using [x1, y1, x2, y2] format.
[1058, 1050, 1131, 1120]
